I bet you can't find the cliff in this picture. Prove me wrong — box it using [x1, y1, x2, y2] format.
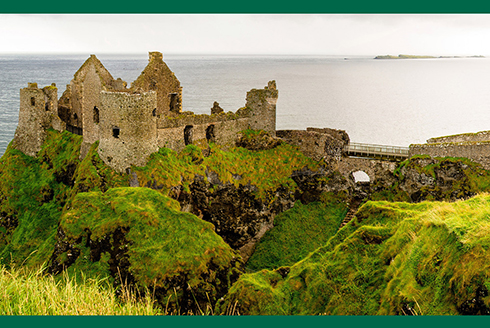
[3, 127, 490, 314]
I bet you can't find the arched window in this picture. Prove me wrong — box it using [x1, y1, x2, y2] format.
[169, 93, 178, 112]
[93, 106, 100, 124]
[184, 125, 193, 145]
[206, 124, 215, 143]
[73, 113, 78, 121]
[30, 97, 35, 106]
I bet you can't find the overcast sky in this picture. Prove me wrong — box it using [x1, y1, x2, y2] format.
[2, 14, 490, 56]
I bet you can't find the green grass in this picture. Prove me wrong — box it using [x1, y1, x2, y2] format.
[133, 137, 321, 201]
[219, 194, 490, 315]
[0, 265, 162, 315]
[246, 193, 348, 271]
[0, 130, 83, 267]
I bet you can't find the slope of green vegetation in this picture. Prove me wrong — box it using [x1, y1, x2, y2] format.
[246, 193, 348, 272]
[59, 188, 239, 303]
[0, 130, 83, 267]
[219, 194, 490, 315]
[0, 129, 130, 268]
[132, 133, 321, 201]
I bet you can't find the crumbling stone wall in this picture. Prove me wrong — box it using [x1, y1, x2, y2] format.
[156, 85, 276, 154]
[157, 118, 250, 153]
[13, 83, 64, 157]
[58, 54, 126, 136]
[427, 130, 490, 144]
[246, 81, 277, 136]
[12, 52, 279, 172]
[131, 52, 182, 117]
[276, 127, 349, 162]
[410, 141, 490, 170]
[98, 91, 158, 173]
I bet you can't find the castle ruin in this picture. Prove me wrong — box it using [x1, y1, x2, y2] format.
[12, 52, 278, 172]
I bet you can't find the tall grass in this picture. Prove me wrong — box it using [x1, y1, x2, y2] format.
[0, 265, 162, 315]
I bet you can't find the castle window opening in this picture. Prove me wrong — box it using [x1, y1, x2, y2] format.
[73, 113, 78, 121]
[169, 93, 178, 112]
[206, 124, 215, 143]
[113, 126, 120, 139]
[45, 103, 49, 111]
[152, 108, 157, 117]
[93, 106, 100, 124]
[30, 97, 35, 106]
[184, 125, 193, 146]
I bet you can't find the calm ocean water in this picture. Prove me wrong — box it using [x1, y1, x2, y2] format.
[2, 53, 490, 157]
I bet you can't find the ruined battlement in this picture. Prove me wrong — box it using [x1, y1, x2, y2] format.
[277, 127, 349, 162]
[246, 80, 277, 136]
[13, 82, 64, 157]
[12, 52, 279, 172]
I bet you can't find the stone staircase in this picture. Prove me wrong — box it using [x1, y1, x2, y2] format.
[340, 198, 363, 228]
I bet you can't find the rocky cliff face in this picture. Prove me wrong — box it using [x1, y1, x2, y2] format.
[384, 156, 490, 203]
[173, 165, 351, 261]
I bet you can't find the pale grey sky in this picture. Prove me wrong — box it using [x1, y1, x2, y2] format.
[2, 14, 490, 55]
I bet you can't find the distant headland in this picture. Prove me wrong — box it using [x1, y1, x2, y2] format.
[374, 54, 485, 59]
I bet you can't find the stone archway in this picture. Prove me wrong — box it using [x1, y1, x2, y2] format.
[351, 170, 370, 183]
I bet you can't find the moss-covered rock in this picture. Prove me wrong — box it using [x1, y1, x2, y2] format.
[371, 156, 490, 203]
[51, 187, 242, 313]
[218, 194, 490, 315]
[0, 130, 83, 267]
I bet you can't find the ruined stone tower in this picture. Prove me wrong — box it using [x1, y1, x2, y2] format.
[246, 80, 278, 136]
[58, 54, 128, 157]
[98, 90, 158, 173]
[13, 83, 64, 156]
[130, 51, 182, 117]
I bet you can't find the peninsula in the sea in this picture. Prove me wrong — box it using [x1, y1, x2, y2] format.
[374, 54, 485, 59]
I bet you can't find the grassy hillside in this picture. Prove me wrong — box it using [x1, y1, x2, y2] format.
[246, 194, 348, 272]
[219, 194, 490, 315]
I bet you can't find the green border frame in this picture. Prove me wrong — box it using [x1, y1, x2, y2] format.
[3, 0, 490, 327]
[3, 0, 490, 13]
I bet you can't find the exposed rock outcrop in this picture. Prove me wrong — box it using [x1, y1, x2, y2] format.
[396, 156, 485, 202]
[174, 165, 352, 262]
[49, 188, 242, 314]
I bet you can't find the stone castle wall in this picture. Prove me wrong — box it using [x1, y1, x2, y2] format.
[12, 52, 279, 173]
[427, 130, 490, 144]
[13, 83, 64, 157]
[80, 64, 103, 145]
[409, 141, 490, 170]
[131, 52, 182, 117]
[276, 127, 349, 162]
[98, 91, 158, 173]
[246, 81, 277, 136]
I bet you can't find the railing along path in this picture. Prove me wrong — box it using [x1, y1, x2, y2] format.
[344, 142, 409, 161]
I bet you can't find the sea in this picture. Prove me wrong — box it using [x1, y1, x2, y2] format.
[2, 53, 490, 157]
